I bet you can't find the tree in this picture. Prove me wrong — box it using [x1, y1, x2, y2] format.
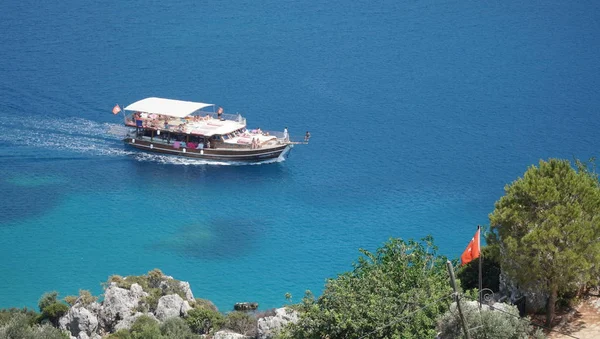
[488, 159, 600, 326]
[280, 236, 453, 338]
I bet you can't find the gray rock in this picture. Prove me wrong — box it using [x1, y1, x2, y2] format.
[154, 294, 186, 321]
[257, 307, 299, 339]
[100, 283, 148, 330]
[77, 332, 89, 339]
[181, 300, 192, 316]
[179, 280, 195, 301]
[213, 330, 251, 339]
[114, 312, 158, 331]
[59, 305, 99, 337]
[499, 271, 547, 313]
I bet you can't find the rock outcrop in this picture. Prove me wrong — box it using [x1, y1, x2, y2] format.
[59, 304, 99, 339]
[154, 294, 192, 321]
[257, 307, 299, 339]
[57, 270, 294, 339]
[499, 271, 547, 313]
[100, 283, 148, 331]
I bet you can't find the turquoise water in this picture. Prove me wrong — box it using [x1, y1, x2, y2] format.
[0, 0, 599, 311]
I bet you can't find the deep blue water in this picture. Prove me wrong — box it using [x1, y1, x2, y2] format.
[0, 0, 599, 311]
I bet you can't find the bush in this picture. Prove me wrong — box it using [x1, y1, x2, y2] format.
[147, 269, 164, 289]
[0, 313, 68, 339]
[78, 289, 97, 306]
[39, 302, 69, 326]
[38, 292, 59, 312]
[129, 315, 162, 339]
[160, 317, 198, 338]
[223, 311, 257, 337]
[185, 307, 225, 335]
[437, 301, 545, 339]
[281, 237, 452, 338]
[0, 308, 38, 327]
[63, 296, 77, 306]
[191, 298, 218, 312]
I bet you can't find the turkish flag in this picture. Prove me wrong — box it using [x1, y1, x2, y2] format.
[460, 228, 480, 266]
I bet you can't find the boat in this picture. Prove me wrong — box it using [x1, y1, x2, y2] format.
[117, 97, 302, 162]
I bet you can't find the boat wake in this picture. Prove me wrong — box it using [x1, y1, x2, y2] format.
[132, 152, 286, 166]
[0, 112, 286, 166]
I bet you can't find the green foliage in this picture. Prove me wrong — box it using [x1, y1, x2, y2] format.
[223, 311, 257, 337]
[0, 313, 69, 339]
[160, 317, 199, 338]
[63, 296, 77, 307]
[78, 289, 97, 306]
[128, 315, 162, 339]
[0, 308, 38, 327]
[39, 302, 69, 327]
[147, 269, 164, 289]
[488, 158, 600, 324]
[437, 302, 545, 339]
[280, 236, 453, 338]
[191, 298, 218, 312]
[38, 292, 59, 313]
[185, 307, 225, 335]
[457, 246, 501, 292]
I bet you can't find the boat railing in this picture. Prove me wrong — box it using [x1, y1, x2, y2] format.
[263, 130, 306, 144]
[196, 111, 244, 123]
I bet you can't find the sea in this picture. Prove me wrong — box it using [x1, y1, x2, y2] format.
[0, 0, 598, 312]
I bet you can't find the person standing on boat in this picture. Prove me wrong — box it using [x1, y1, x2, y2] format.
[217, 106, 224, 120]
[305, 131, 311, 142]
[283, 127, 289, 142]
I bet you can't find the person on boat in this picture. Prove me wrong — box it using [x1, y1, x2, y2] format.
[217, 107, 224, 120]
[283, 127, 289, 141]
[305, 131, 311, 142]
[251, 137, 256, 149]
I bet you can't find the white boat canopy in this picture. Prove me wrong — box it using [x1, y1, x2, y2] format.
[124, 97, 214, 118]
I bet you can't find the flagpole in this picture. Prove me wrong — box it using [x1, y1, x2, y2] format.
[478, 225, 482, 310]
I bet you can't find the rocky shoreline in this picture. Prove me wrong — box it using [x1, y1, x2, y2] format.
[51, 269, 297, 339]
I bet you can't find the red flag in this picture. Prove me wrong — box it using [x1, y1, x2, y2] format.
[460, 228, 480, 266]
[112, 104, 121, 115]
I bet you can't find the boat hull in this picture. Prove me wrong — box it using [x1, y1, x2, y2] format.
[123, 138, 291, 162]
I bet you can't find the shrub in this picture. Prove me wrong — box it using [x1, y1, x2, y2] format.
[0, 308, 38, 327]
[147, 269, 164, 289]
[129, 315, 162, 339]
[191, 298, 218, 312]
[0, 313, 34, 338]
[185, 307, 224, 335]
[63, 296, 77, 306]
[437, 302, 545, 339]
[78, 289, 97, 306]
[160, 317, 198, 338]
[38, 292, 59, 312]
[223, 311, 257, 337]
[32, 323, 70, 338]
[281, 237, 452, 338]
[40, 302, 69, 326]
